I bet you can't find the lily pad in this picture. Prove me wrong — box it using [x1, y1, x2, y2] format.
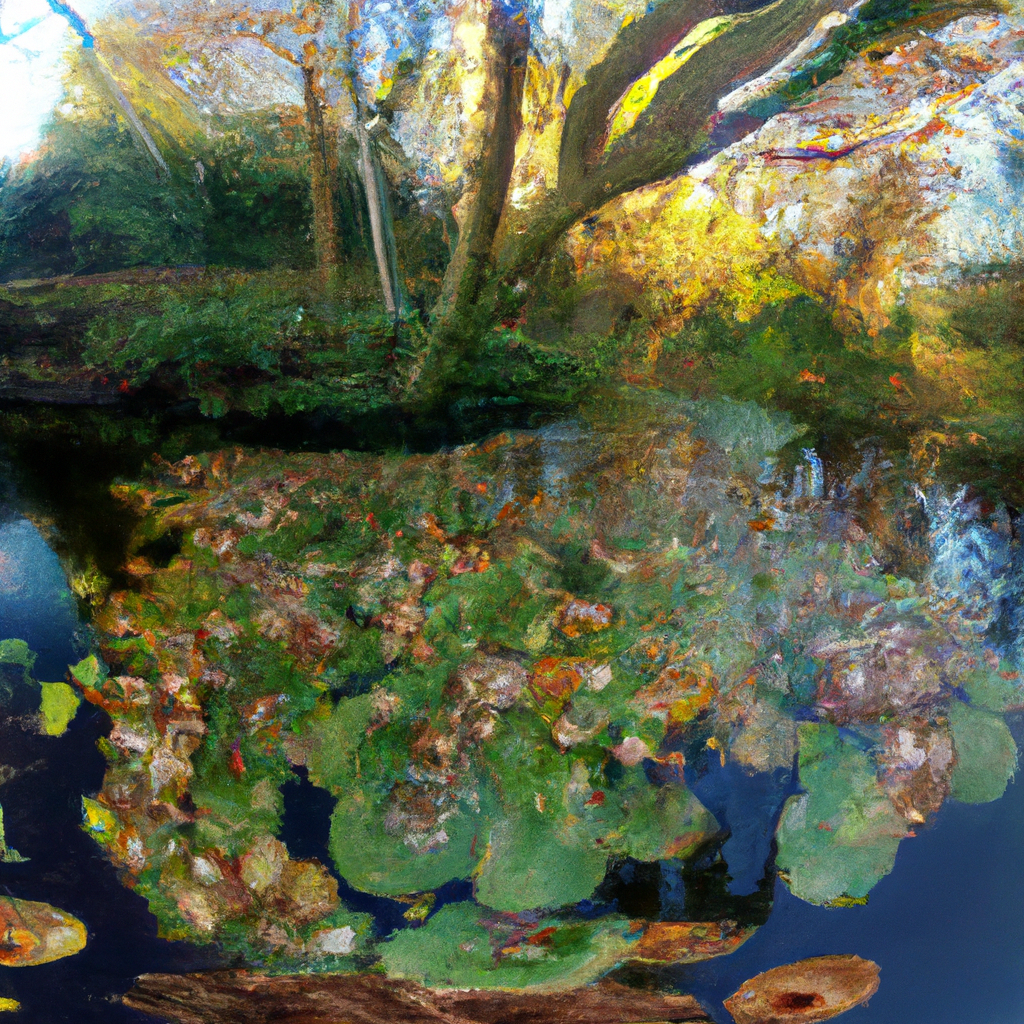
[473, 814, 610, 913]
[380, 901, 635, 990]
[39, 682, 81, 737]
[776, 724, 908, 905]
[948, 702, 1017, 805]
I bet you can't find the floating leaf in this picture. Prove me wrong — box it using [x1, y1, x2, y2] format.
[0, 897, 87, 967]
[0, 640, 35, 698]
[628, 919, 757, 965]
[473, 813, 610, 913]
[776, 723, 908, 905]
[39, 682, 81, 737]
[381, 901, 635, 991]
[948, 702, 1017, 805]
[69, 654, 106, 691]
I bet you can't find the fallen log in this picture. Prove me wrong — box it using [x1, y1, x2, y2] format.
[124, 971, 712, 1024]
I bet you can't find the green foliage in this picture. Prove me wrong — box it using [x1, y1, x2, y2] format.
[80, 273, 409, 417]
[664, 296, 919, 440]
[0, 106, 204, 279]
[0, 95, 328, 280]
[199, 113, 317, 272]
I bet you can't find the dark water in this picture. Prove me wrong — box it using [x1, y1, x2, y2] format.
[1, 412, 1023, 1023]
[0, 511, 218, 1024]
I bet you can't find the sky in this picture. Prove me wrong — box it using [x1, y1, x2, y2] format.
[0, 0, 582, 164]
[0, 0, 99, 163]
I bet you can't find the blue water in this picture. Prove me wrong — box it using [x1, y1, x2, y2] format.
[672, 720, 1024, 1023]
[0, 510, 216, 1024]
[0, 515, 81, 680]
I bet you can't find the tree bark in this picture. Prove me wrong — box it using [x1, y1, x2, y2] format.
[123, 971, 712, 1024]
[356, 115, 405, 322]
[433, 0, 530, 325]
[499, 0, 854, 285]
[302, 64, 341, 280]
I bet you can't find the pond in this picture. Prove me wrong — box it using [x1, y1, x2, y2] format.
[0, 405, 1022, 1023]
[0, 508, 217, 1023]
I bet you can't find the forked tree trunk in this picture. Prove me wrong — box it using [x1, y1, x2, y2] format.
[431, 0, 856, 339]
[433, 0, 530, 326]
[302, 64, 341, 280]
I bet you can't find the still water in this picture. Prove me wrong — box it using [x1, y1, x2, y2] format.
[0, 440, 1022, 1023]
[0, 510, 215, 1024]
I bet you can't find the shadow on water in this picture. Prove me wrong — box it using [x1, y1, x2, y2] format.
[0, 397, 554, 591]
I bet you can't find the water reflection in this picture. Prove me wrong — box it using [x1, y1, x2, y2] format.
[0, 513, 80, 680]
[669, 717, 1024, 1022]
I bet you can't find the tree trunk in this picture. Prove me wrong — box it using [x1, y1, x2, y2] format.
[302, 64, 340, 281]
[433, 1, 530, 326]
[123, 971, 712, 1024]
[356, 115, 405, 323]
[495, 0, 856, 289]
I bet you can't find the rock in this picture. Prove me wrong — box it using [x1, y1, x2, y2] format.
[0, 896, 87, 966]
[724, 955, 880, 1024]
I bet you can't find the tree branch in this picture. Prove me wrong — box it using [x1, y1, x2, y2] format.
[502, 0, 853, 281]
[558, 0, 723, 194]
[595, 0, 853, 195]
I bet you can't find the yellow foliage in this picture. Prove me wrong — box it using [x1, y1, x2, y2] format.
[565, 170, 802, 328]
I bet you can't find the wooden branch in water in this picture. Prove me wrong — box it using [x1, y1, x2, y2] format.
[124, 971, 713, 1024]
